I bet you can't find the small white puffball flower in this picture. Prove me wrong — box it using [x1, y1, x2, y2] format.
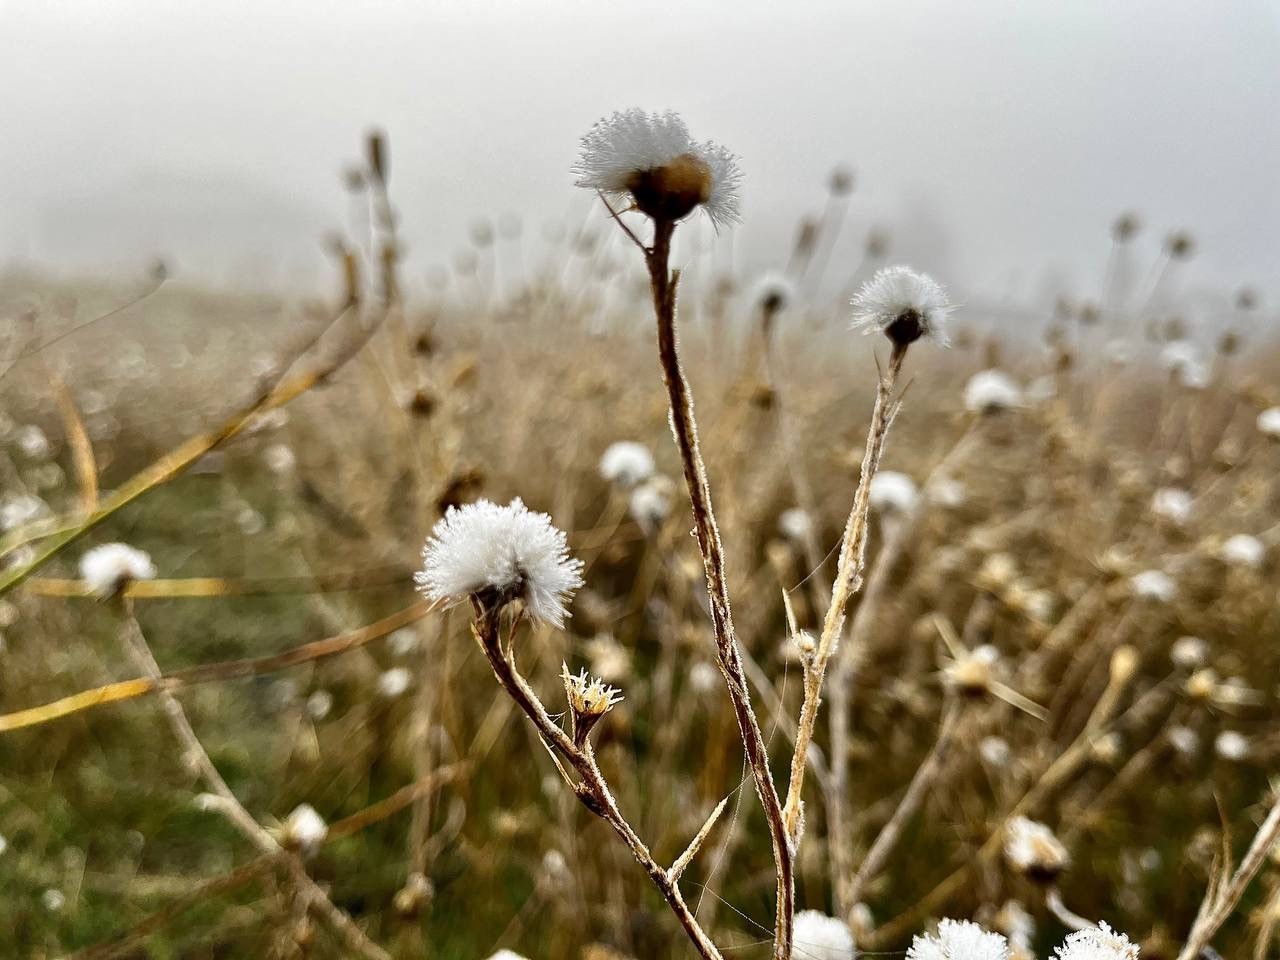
[688, 661, 719, 694]
[1168, 725, 1199, 756]
[41, 888, 66, 912]
[869, 471, 919, 514]
[1130, 569, 1176, 603]
[16, 425, 50, 459]
[908, 918, 1009, 960]
[1151, 488, 1193, 525]
[306, 689, 334, 721]
[377, 667, 413, 699]
[979, 736, 1011, 768]
[1170, 636, 1208, 669]
[1257, 406, 1280, 438]
[945, 644, 1001, 697]
[963, 370, 1023, 413]
[1051, 923, 1139, 960]
[851, 265, 953, 347]
[1, 493, 48, 530]
[485, 952, 530, 960]
[1004, 816, 1070, 882]
[264, 442, 297, 475]
[416, 498, 584, 629]
[779, 507, 814, 542]
[283, 803, 328, 851]
[541, 849, 569, 881]
[573, 109, 742, 227]
[927, 477, 966, 508]
[1214, 729, 1249, 761]
[752, 270, 796, 315]
[599, 441, 656, 488]
[1159, 340, 1201, 375]
[79, 543, 156, 597]
[0, 834, 7, 856]
[388, 627, 421, 657]
[793, 910, 856, 960]
[629, 477, 674, 530]
[1220, 533, 1265, 568]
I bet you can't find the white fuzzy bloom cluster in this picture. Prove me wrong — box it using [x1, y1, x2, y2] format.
[1051, 923, 1139, 960]
[869, 471, 919, 514]
[485, 952, 530, 960]
[963, 370, 1023, 413]
[1169, 636, 1207, 669]
[1257, 406, 1280, 438]
[1159, 341, 1209, 390]
[283, 803, 328, 852]
[779, 507, 814, 543]
[629, 476, 675, 530]
[79, 543, 157, 597]
[416, 498, 584, 628]
[1151, 488, 1193, 525]
[574, 109, 742, 227]
[1003, 816, 1070, 882]
[752, 270, 797, 315]
[851, 266, 953, 346]
[599, 441, 655, 488]
[1215, 729, 1249, 761]
[1130, 569, 1177, 603]
[377, 667, 413, 699]
[908, 918, 1009, 960]
[793, 910, 856, 960]
[1220, 533, 1265, 569]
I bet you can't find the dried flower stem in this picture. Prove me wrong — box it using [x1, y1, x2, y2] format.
[846, 700, 961, 906]
[471, 603, 723, 960]
[642, 216, 795, 960]
[782, 343, 907, 842]
[116, 609, 391, 960]
[1176, 790, 1280, 960]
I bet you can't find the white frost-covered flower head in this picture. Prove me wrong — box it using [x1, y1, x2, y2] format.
[1214, 729, 1249, 761]
[629, 476, 675, 531]
[573, 109, 742, 227]
[793, 909, 856, 960]
[485, 952, 530, 960]
[851, 265, 953, 347]
[778, 507, 814, 543]
[377, 667, 413, 699]
[908, 918, 1009, 960]
[416, 498, 584, 628]
[1220, 533, 1265, 569]
[1004, 816, 1070, 883]
[599, 441, 655, 488]
[282, 803, 328, 853]
[1257, 406, 1280, 438]
[964, 370, 1023, 413]
[1169, 636, 1207, 670]
[869, 471, 919, 514]
[944, 644, 1001, 698]
[752, 270, 797, 318]
[79, 543, 157, 597]
[1130, 569, 1176, 603]
[1051, 923, 1139, 960]
[1151, 488, 1193, 525]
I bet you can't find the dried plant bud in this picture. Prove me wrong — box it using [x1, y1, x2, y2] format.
[1112, 212, 1140, 242]
[393, 873, 435, 916]
[366, 129, 388, 184]
[1004, 816, 1070, 884]
[281, 803, 328, 855]
[944, 644, 1000, 698]
[562, 663, 623, 747]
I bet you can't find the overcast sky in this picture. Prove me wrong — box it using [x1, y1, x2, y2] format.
[2, 0, 1278, 309]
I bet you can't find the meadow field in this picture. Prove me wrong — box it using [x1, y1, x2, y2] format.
[1, 126, 1278, 960]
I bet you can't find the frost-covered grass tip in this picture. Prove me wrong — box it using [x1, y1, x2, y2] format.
[851, 265, 953, 347]
[573, 108, 742, 227]
[907, 918, 1009, 960]
[79, 542, 157, 597]
[416, 498, 584, 628]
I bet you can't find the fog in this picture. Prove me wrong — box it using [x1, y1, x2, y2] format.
[2, 0, 1278, 308]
